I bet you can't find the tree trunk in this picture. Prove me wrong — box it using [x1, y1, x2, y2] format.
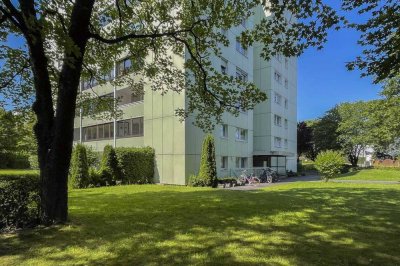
[19, 0, 95, 224]
[348, 154, 358, 167]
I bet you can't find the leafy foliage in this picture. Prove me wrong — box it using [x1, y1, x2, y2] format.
[100, 145, 121, 185]
[311, 106, 342, 154]
[337, 101, 376, 166]
[343, 0, 400, 83]
[69, 144, 90, 189]
[198, 134, 217, 187]
[115, 147, 154, 184]
[0, 173, 40, 230]
[297, 122, 314, 160]
[315, 150, 345, 181]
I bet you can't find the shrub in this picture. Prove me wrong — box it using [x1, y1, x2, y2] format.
[115, 147, 154, 184]
[0, 174, 40, 230]
[217, 177, 238, 187]
[198, 134, 217, 188]
[88, 167, 105, 187]
[86, 146, 100, 168]
[0, 152, 30, 169]
[69, 144, 90, 189]
[315, 150, 346, 181]
[188, 174, 207, 187]
[100, 145, 121, 185]
[286, 170, 298, 177]
[28, 155, 39, 169]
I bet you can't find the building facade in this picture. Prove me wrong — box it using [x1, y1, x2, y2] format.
[73, 7, 297, 185]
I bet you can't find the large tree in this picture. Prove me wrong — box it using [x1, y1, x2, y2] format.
[312, 106, 342, 153]
[0, 0, 398, 224]
[337, 101, 376, 166]
[297, 121, 314, 161]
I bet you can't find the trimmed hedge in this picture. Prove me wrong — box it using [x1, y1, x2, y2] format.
[115, 147, 155, 184]
[0, 152, 30, 169]
[0, 173, 40, 230]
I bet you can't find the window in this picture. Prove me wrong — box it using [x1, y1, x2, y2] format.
[236, 157, 248, 168]
[117, 117, 144, 138]
[104, 68, 114, 81]
[274, 71, 282, 84]
[285, 79, 288, 89]
[116, 58, 132, 76]
[274, 137, 282, 148]
[221, 58, 228, 75]
[284, 119, 288, 129]
[285, 58, 289, 69]
[284, 139, 288, 149]
[274, 93, 282, 105]
[83, 122, 113, 141]
[274, 115, 282, 127]
[221, 156, 228, 169]
[221, 124, 228, 138]
[284, 99, 288, 109]
[236, 39, 248, 57]
[235, 128, 248, 141]
[116, 87, 144, 105]
[236, 67, 248, 82]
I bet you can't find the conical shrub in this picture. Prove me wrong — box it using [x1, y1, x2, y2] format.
[198, 134, 218, 187]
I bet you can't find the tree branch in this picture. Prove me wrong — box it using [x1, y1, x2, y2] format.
[0, 62, 31, 89]
[88, 20, 206, 44]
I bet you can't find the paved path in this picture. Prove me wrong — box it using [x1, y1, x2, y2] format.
[223, 175, 400, 191]
[224, 175, 320, 191]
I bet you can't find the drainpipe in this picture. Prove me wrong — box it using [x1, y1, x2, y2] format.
[113, 61, 117, 148]
[79, 82, 83, 143]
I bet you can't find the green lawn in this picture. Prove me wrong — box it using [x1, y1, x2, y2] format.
[0, 169, 38, 176]
[336, 168, 400, 181]
[1, 182, 400, 265]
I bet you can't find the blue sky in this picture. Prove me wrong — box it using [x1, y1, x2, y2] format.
[297, 28, 382, 121]
[297, 1, 383, 121]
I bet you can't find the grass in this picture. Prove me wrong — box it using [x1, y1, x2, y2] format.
[1, 182, 400, 265]
[0, 169, 38, 176]
[336, 168, 400, 181]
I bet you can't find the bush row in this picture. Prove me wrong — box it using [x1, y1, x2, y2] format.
[0, 152, 31, 169]
[0, 174, 40, 231]
[116, 147, 154, 184]
[69, 145, 155, 188]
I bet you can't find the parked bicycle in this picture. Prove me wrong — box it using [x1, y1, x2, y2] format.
[259, 168, 279, 183]
[239, 170, 260, 185]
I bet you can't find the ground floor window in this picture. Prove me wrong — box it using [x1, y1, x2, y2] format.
[236, 157, 248, 168]
[221, 156, 228, 169]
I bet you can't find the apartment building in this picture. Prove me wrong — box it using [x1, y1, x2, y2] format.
[73, 7, 297, 185]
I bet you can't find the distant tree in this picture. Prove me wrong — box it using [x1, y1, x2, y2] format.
[337, 101, 375, 166]
[198, 134, 217, 188]
[297, 122, 314, 161]
[312, 107, 342, 153]
[0, 108, 18, 154]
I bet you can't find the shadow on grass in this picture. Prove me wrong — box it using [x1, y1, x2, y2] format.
[1, 185, 400, 265]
